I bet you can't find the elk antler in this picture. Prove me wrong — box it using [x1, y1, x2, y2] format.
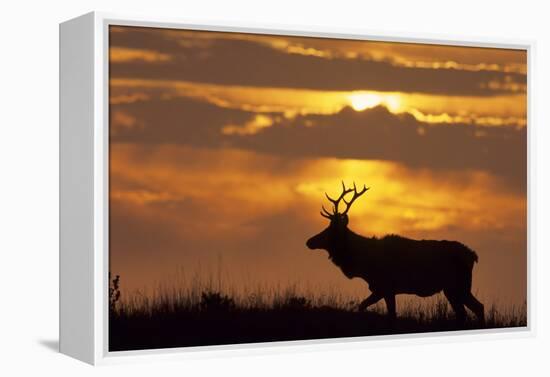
[324, 181, 354, 215]
[341, 182, 369, 215]
[320, 205, 334, 219]
[322, 181, 369, 218]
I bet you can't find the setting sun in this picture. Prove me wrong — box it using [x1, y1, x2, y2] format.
[348, 91, 403, 112]
[349, 92, 381, 111]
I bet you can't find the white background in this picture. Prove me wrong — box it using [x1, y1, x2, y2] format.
[0, 0, 548, 375]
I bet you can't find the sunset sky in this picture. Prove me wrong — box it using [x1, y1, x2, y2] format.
[109, 26, 527, 307]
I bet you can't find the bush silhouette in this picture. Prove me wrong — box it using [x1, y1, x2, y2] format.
[200, 291, 236, 313]
[276, 295, 312, 312]
[109, 273, 121, 313]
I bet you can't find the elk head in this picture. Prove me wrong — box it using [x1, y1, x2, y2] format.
[306, 181, 369, 251]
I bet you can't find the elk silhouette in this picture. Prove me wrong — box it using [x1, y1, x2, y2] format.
[306, 182, 484, 323]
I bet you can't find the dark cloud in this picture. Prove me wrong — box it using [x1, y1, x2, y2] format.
[224, 106, 526, 193]
[109, 97, 253, 146]
[110, 26, 526, 96]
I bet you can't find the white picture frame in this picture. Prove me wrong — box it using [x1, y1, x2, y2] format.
[59, 11, 535, 365]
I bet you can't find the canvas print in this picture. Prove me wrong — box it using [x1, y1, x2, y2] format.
[108, 25, 527, 351]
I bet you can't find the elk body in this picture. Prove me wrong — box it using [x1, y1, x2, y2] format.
[306, 182, 484, 323]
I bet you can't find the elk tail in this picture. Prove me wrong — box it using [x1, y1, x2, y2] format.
[466, 247, 479, 264]
[463, 244, 478, 265]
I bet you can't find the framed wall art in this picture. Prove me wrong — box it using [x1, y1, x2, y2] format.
[60, 12, 533, 365]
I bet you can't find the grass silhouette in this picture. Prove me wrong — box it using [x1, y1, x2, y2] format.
[109, 274, 526, 351]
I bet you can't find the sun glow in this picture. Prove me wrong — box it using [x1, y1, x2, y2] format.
[349, 92, 382, 111]
[348, 92, 402, 112]
[111, 79, 525, 127]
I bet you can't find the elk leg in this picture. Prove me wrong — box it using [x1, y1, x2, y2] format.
[384, 295, 396, 320]
[358, 292, 382, 311]
[464, 292, 485, 324]
[444, 290, 467, 325]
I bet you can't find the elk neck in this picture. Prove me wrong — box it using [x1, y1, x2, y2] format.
[326, 228, 376, 280]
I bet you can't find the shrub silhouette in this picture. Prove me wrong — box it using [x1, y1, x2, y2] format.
[200, 291, 236, 313]
[109, 273, 121, 313]
[276, 295, 312, 312]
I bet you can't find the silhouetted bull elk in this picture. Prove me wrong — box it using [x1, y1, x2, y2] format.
[306, 182, 484, 323]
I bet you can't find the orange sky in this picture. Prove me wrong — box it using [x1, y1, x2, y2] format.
[109, 26, 527, 307]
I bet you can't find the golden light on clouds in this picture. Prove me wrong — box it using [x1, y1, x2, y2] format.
[111, 78, 526, 128]
[111, 144, 525, 238]
[110, 110, 142, 136]
[221, 114, 275, 135]
[110, 47, 172, 63]
[145, 27, 527, 74]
